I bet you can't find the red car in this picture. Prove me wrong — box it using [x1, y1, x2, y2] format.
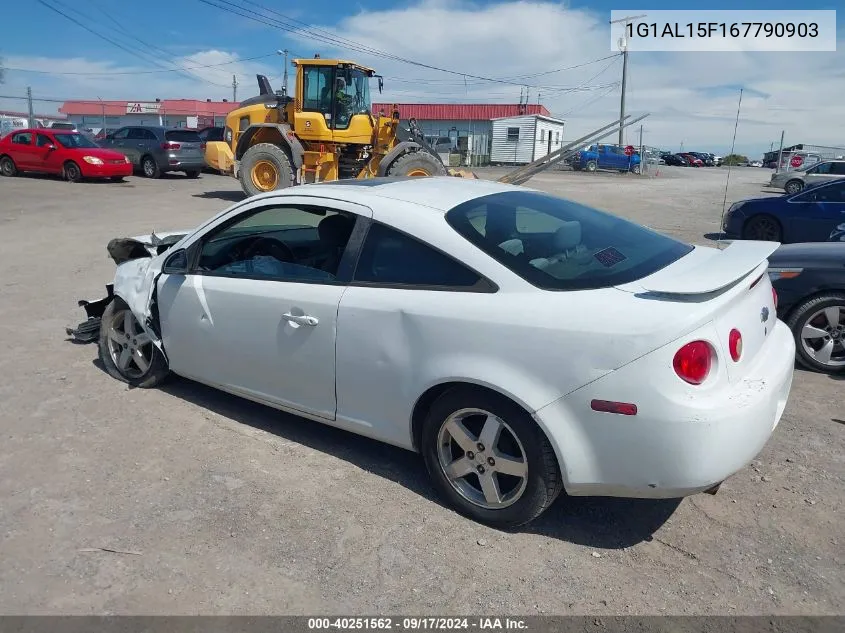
[680, 153, 703, 167]
[0, 128, 133, 182]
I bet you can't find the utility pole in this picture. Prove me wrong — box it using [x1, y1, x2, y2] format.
[609, 14, 646, 146]
[98, 96, 105, 134]
[282, 49, 289, 97]
[776, 130, 785, 173]
[638, 124, 643, 174]
[26, 86, 34, 128]
[232, 74, 238, 103]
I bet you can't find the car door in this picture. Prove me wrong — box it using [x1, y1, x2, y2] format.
[804, 162, 835, 187]
[787, 181, 845, 241]
[156, 196, 372, 420]
[106, 127, 135, 163]
[34, 132, 64, 174]
[7, 131, 36, 169]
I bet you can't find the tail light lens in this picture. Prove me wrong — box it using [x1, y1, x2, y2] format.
[673, 341, 713, 385]
[161, 142, 180, 150]
[728, 329, 743, 361]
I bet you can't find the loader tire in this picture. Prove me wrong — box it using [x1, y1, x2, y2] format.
[385, 151, 447, 178]
[239, 143, 294, 197]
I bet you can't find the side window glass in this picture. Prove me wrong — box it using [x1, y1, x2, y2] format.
[141, 129, 158, 140]
[126, 128, 142, 140]
[112, 128, 129, 140]
[302, 67, 333, 113]
[11, 132, 32, 145]
[814, 163, 831, 175]
[831, 163, 845, 176]
[198, 205, 356, 283]
[36, 134, 53, 147]
[354, 222, 483, 289]
[814, 182, 845, 202]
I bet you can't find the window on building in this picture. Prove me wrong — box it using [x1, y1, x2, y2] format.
[555, 131, 560, 143]
[540, 129, 546, 141]
[507, 127, 519, 141]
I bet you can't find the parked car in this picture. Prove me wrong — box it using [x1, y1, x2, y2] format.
[572, 143, 641, 174]
[197, 126, 224, 143]
[769, 159, 845, 194]
[68, 177, 794, 528]
[48, 121, 78, 131]
[689, 152, 714, 167]
[0, 128, 132, 182]
[662, 153, 689, 167]
[713, 156, 723, 166]
[779, 151, 822, 173]
[750, 161, 763, 168]
[99, 126, 205, 178]
[768, 242, 845, 373]
[680, 153, 704, 167]
[722, 179, 845, 243]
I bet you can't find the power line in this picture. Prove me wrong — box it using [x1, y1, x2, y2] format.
[197, 0, 620, 91]
[35, 0, 230, 88]
[4, 53, 277, 76]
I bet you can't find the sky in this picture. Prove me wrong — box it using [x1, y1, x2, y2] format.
[0, 0, 842, 158]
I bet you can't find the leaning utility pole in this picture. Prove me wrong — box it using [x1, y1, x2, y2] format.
[609, 14, 646, 146]
[26, 87, 35, 128]
[232, 74, 238, 103]
[776, 130, 785, 173]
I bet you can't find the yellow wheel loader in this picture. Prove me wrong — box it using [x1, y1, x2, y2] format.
[207, 56, 476, 196]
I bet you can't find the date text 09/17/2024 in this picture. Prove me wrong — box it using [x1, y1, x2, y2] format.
[307, 618, 528, 631]
[627, 22, 819, 39]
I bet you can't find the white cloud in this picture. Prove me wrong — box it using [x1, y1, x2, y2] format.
[2, 0, 842, 157]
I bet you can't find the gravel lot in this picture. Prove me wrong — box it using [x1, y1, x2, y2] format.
[0, 166, 842, 615]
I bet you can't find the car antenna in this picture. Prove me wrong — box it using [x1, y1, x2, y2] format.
[716, 88, 744, 251]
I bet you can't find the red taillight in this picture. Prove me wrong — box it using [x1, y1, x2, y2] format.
[728, 329, 743, 362]
[772, 287, 778, 309]
[590, 400, 638, 416]
[673, 341, 713, 385]
[161, 141, 180, 150]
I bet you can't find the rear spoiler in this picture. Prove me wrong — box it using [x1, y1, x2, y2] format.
[637, 241, 780, 295]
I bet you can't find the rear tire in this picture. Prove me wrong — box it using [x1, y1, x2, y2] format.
[64, 161, 83, 183]
[786, 293, 845, 374]
[186, 170, 200, 179]
[385, 151, 447, 177]
[98, 300, 170, 388]
[421, 386, 563, 528]
[239, 143, 294, 196]
[785, 179, 803, 195]
[141, 156, 160, 178]
[630, 163, 641, 174]
[742, 215, 783, 242]
[0, 155, 17, 177]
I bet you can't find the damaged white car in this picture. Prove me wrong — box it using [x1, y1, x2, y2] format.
[69, 177, 795, 527]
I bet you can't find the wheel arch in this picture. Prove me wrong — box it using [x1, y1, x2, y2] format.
[376, 141, 421, 176]
[236, 124, 304, 168]
[782, 287, 845, 325]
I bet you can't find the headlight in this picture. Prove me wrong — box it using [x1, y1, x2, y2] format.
[767, 267, 803, 281]
[82, 156, 103, 165]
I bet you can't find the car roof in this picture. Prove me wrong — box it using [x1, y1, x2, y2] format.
[250, 176, 534, 214]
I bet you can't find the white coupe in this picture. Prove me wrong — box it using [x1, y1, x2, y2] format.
[78, 177, 795, 527]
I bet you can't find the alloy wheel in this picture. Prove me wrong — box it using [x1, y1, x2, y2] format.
[800, 306, 845, 369]
[436, 408, 528, 510]
[106, 309, 154, 379]
[143, 159, 156, 177]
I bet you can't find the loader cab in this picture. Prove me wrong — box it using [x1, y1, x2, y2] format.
[294, 59, 378, 145]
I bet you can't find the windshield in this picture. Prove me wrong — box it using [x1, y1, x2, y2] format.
[54, 133, 99, 149]
[446, 191, 693, 291]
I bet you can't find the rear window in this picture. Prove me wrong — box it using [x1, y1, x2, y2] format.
[445, 190, 693, 291]
[165, 130, 201, 143]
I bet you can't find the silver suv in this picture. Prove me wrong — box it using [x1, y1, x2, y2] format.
[100, 126, 205, 178]
[770, 159, 845, 194]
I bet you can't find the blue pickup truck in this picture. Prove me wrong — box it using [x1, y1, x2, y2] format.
[572, 144, 641, 174]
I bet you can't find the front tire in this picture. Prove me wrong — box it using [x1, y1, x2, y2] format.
[98, 300, 169, 388]
[786, 293, 845, 374]
[239, 143, 294, 196]
[0, 155, 17, 177]
[421, 386, 563, 528]
[64, 161, 83, 183]
[584, 160, 597, 172]
[742, 215, 783, 242]
[785, 179, 803, 195]
[385, 151, 447, 177]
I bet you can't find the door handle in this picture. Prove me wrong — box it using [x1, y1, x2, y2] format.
[283, 313, 318, 327]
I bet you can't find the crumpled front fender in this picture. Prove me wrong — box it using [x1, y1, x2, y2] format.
[113, 254, 166, 352]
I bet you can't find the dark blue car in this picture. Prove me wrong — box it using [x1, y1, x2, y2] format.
[722, 179, 845, 243]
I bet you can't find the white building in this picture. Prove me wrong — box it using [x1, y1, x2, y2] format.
[490, 114, 565, 165]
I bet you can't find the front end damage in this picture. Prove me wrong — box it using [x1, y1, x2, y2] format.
[66, 231, 187, 344]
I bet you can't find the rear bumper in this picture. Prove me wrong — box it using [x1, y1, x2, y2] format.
[81, 162, 133, 178]
[534, 319, 795, 499]
[163, 156, 205, 171]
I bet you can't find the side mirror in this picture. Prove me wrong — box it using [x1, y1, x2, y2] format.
[162, 248, 189, 274]
[46, 144, 57, 151]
